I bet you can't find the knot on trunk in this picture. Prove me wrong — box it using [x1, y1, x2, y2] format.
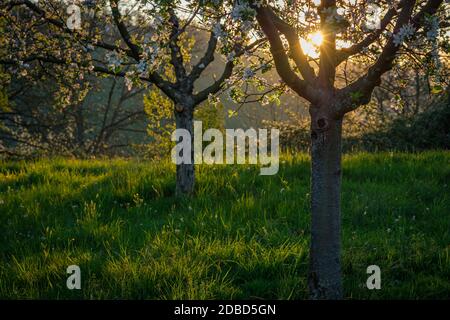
[317, 118, 327, 128]
[175, 104, 185, 113]
[313, 117, 330, 133]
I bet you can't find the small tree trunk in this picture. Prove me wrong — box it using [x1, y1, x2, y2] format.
[174, 105, 195, 195]
[74, 103, 85, 155]
[308, 112, 343, 300]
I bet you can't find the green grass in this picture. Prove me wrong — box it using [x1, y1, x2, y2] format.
[0, 151, 449, 299]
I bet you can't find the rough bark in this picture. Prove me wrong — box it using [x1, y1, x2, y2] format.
[253, 0, 444, 301]
[308, 105, 343, 300]
[174, 104, 195, 195]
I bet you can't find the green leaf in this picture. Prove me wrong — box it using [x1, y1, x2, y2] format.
[431, 85, 443, 94]
[228, 109, 237, 118]
[350, 91, 363, 102]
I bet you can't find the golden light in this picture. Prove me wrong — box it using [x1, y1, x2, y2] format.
[299, 31, 351, 59]
[309, 31, 324, 47]
[300, 31, 323, 59]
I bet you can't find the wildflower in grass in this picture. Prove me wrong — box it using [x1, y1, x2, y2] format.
[133, 193, 144, 207]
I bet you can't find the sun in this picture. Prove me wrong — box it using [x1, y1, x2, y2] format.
[300, 31, 323, 58]
[299, 31, 351, 59]
[309, 31, 324, 47]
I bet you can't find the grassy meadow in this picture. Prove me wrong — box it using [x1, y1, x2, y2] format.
[0, 151, 449, 299]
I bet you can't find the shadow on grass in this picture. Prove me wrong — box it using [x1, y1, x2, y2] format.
[0, 152, 449, 299]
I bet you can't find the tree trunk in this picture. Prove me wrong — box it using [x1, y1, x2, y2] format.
[74, 103, 85, 153]
[308, 111, 343, 300]
[174, 105, 195, 196]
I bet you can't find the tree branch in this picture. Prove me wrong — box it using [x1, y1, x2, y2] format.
[265, 7, 316, 83]
[335, 0, 406, 65]
[6, 0, 136, 59]
[110, 0, 141, 60]
[188, 31, 218, 85]
[0, 55, 177, 102]
[255, 6, 317, 103]
[193, 38, 267, 105]
[318, 0, 337, 89]
[337, 0, 443, 116]
[168, 7, 187, 83]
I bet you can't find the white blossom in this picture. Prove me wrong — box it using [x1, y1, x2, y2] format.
[105, 51, 122, 69]
[153, 14, 164, 29]
[125, 72, 134, 91]
[143, 43, 159, 65]
[425, 15, 441, 71]
[253, 0, 263, 8]
[136, 60, 147, 75]
[242, 67, 255, 80]
[83, 44, 95, 52]
[322, 7, 345, 25]
[18, 61, 30, 68]
[212, 22, 226, 39]
[426, 16, 439, 41]
[393, 23, 415, 46]
[226, 52, 236, 62]
[241, 20, 253, 33]
[208, 93, 219, 106]
[231, 2, 255, 21]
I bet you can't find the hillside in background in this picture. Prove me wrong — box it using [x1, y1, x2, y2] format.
[3, 27, 447, 158]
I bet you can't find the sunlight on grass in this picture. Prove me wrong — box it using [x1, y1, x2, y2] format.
[0, 152, 449, 299]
